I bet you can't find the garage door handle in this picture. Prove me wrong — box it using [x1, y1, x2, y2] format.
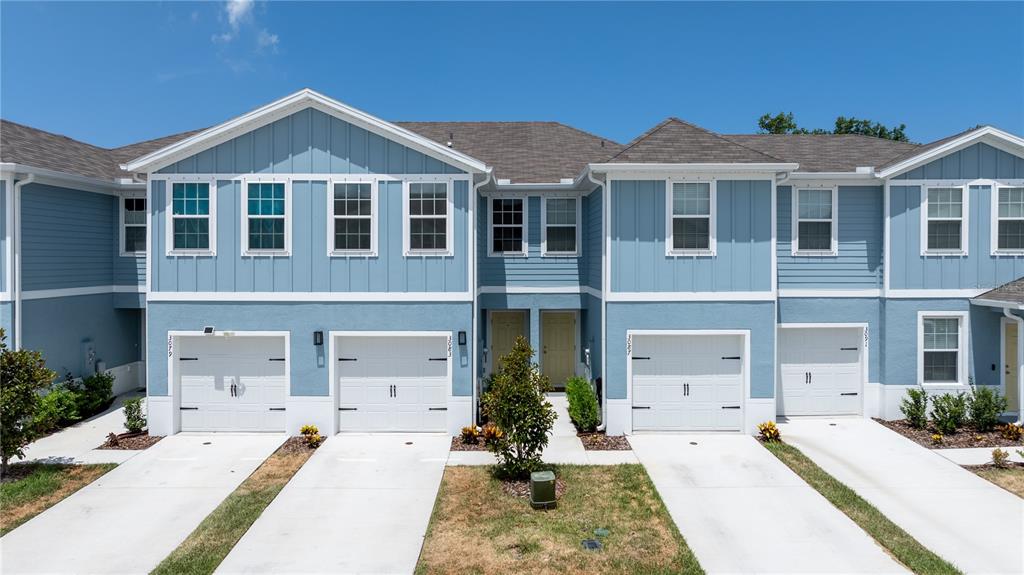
[840, 392, 859, 396]
[721, 405, 741, 409]
[632, 356, 651, 360]
[338, 357, 358, 362]
[721, 356, 741, 360]
[632, 406, 651, 410]
[179, 357, 198, 361]
[180, 407, 198, 411]
[338, 407, 358, 411]
[428, 407, 447, 411]
[840, 347, 859, 351]
[428, 357, 448, 361]
[268, 358, 286, 362]
[268, 407, 286, 411]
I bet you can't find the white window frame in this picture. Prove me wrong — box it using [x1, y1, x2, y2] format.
[991, 183, 1024, 255]
[487, 194, 528, 257]
[665, 178, 717, 257]
[920, 185, 968, 256]
[791, 186, 838, 256]
[119, 193, 147, 257]
[917, 311, 969, 387]
[327, 179, 378, 257]
[241, 178, 292, 257]
[541, 195, 582, 257]
[165, 178, 217, 256]
[403, 179, 454, 257]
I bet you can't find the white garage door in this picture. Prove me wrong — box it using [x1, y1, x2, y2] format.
[177, 336, 287, 432]
[778, 327, 863, 416]
[631, 333, 744, 431]
[336, 334, 449, 432]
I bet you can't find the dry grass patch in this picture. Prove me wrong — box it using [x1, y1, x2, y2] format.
[150, 437, 316, 575]
[970, 465, 1024, 498]
[0, 463, 116, 535]
[416, 465, 702, 575]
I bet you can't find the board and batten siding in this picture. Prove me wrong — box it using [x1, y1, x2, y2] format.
[893, 143, 1024, 180]
[777, 186, 883, 289]
[157, 108, 464, 176]
[151, 179, 469, 293]
[478, 194, 583, 287]
[585, 188, 602, 290]
[0, 180, 6, 292]
[610, 179, 772, 292]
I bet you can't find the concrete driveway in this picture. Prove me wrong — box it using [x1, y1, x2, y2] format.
[216, 433, 450, 575]
[782, 418, 1024, 575]
[631, 434, 907, 574]
[0, 433, 283, 574]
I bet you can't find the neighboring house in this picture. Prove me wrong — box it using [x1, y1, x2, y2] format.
[2, 88, 1023, 436]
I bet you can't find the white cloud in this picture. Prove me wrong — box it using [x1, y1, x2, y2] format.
[257, 29, 279, 51]
[225, 0, 253, 30]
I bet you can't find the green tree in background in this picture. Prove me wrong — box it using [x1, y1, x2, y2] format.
[758, 112, 909, 142]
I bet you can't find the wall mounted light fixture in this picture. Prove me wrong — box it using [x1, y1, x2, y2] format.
[313, 330, 324, 346]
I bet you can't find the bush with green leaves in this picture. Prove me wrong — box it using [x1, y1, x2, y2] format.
[33, 386, 80, 433]
[481, 336, 556, 479]
[123, 397, 146, 434]
[0, 329, 57, 473]
[77, 371, 115, 417]
[900, 387, 929, 429]
[967, 386, 1007, 432]
[565, 375, 600, 432]
[930, 392, 968, 434]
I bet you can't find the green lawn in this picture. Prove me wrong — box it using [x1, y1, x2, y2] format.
[150, 439, 314, 575]
[0, 463, 117, 535]
[416, 464, 703, 575]
[762, 440, 961, 575]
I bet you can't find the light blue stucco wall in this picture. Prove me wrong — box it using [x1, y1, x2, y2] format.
[22, 293, 141, 378]
[585, 188, 602, 290]
[777, 298, 881, 383]
[777, 186, 883, 289]
[478, 195, 583, 287]
[147, 301, 473, 397]
[150, 179, 469, 293]
[606, 301, 776, 399]
[157, 108, 464, 176]
[894, 143, 1024, 180]
[582, 293, 602, 381]
[889, 184, 1024, 289]
[610, 180, 772, 292]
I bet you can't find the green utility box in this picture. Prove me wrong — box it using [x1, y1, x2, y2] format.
[530, 470, 557, 509]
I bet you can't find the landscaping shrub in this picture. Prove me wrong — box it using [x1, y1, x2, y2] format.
[930, 392, 968, 434]
[992, 448, 1010, 469]
[930, 433, 943, 445]
[757, 421, 781, 442]
[300, 424, 324, 448]
[900, 387, 929, 429]
[1000, 423, 1024, 441]
[460, 425, 480, 444]
[967, 386, 1007, 432]
[565, 375, 599, 432]
[33, 387, 80, 434]
[123, 397, 146, 434]
[481, 336, 556, 479]
[77, 372, 114, 417]
[0, 329, 57, 473]
[481, 422, 503, 447]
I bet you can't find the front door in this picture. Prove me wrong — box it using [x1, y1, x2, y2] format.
[1006, 322, 1020, 413]
[542, 312, 576, 389]
[490, 311, 526, 373]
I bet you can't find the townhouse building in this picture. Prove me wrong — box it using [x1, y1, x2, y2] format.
[2, 89, 1022, 436]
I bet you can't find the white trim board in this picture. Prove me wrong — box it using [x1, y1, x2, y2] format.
[478, 285, 602, 298]
[22, 285, 146, 300]
[779, 289, 882, 298]
[146, 291, 472, 302]
[916, 311, 970, 387]
[876, 127, 1024, 179]
[606, 291, 776, 302]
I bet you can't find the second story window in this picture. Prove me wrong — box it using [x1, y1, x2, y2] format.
[332, 182, 375, 255]
[490, 198, 525, 256]
[171, 182, 212, 253]
[668, 181, 715, 255]
[996, 186, 1024, 252]
[121, 197, 146, 256]
[245, 182, 288, 254]
[542, 197, 578, 256]
[406, 182, 451, 255]
[794, 188, 837, 255]
[924, 186, 966, 254]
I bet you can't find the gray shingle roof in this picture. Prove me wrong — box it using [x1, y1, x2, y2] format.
[724, 134, 920, 172]
[1, 119, 125, 181]
[975, 276, 1024, 305]
[607, 118, 786, 164]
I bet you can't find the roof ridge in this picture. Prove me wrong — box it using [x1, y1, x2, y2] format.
[552, 121, 623, 148]
[607, 117, 677, 161]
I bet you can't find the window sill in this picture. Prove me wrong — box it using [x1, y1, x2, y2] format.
[405, 250, 453, 258]
[488, 252, 529, 258]
[243, 251, 291, 258]
[792, 250, 838, 257]
[992, 250, 1024, 257]
[922, 251, 968, 257]
[329, 251, 378, 258]
[541, 251, 580, 258]
[920, 381, 968, 388]
[120, 251, 147, 258]
[167, 250, 215, 257]
[666, 250, 716, 258]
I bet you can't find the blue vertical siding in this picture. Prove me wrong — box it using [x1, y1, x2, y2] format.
[582, 293, 602, 380]
[146, 301, 472, 397]
[0, 181, 6, 292]
[889, 185, 1024, 289]
[610, 179, 772, 292]
[21, 184, 114, 291]
[477, 194, 583, 287]
[894, 143, 1024, 180]
[585, 188, 602, 290]
[157, 109, 464, 176]
[151, 179, 469, 293]
[777, 298, 881, 382]
[777, 186, 883, 289]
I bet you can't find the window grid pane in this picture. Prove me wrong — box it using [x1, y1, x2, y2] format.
[409, 183, 448, 216]
[927, 187, 963, 218]
[927, 221, 962, 250]
[125, 226, 146, 253]
[923, 318, 959, 350]
[672, 182, 710, 216]
[546, 226, 576, 253]
[172, 183, 210, 216]
[999, 220, 1024, 250]
[491, 198, 523, 254]
[546, 198, 576, 225]
[798, 221, 832, 251]
[798, 189, 832, 220]
[332, 184, 373, 252]
[173, 217, 209, 250]
[248, 218, 285, 251]
[924, 351, 958, 383]
[673, 217, 710, 250]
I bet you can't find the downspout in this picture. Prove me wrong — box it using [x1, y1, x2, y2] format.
[1003, 308, 1023, 425]
[12, 174, 34, 350]
[586, 170, 607, 432]
[472, 169, 493, 426]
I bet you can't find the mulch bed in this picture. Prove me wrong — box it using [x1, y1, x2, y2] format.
[277, 435, 319, 455]
[964, 461, 1024, 471]
[578, 432, 631, 451]
[97, 431, 164, 450]
[501, 476, 567, 499]
[450, 437, 488, 451]
[874, 419, 1024, 449]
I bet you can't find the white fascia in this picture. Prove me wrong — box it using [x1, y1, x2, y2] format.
[781, 172, 882, 184]
[588, 162, 799, 175]
[876, 126, 1024, 179]
[0, 163, 144, 195]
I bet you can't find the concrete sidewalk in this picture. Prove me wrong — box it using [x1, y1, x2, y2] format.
[631, 434, 907, 574]
[782, 418, 1024, 575]
[0, 434, 283, 574]
[20, 392, 147, 465]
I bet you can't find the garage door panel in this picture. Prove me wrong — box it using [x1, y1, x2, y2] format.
[778, 328, 863, 417]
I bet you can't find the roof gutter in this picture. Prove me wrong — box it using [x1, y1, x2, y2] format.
[588, 162, 800, 174]
[0, 163, 143, 194]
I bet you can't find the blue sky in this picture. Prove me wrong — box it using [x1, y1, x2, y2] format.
[2, 1, 1022, 148]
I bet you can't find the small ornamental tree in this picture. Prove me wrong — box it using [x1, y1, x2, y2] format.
[0, 329, 57, 473]
[482, 336, 556, 479]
